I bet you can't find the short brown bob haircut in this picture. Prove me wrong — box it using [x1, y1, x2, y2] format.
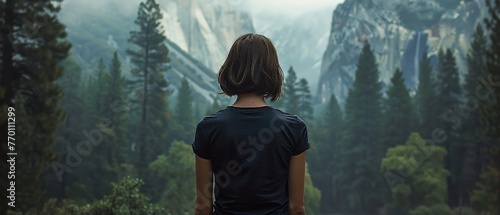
[218, 33, 284, 101]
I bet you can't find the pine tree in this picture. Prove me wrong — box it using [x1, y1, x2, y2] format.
[297, 78, 314, 122]
[104, 52, 129, 166]
[0, 0, 71, 211]
[322, 94, 344, 212]
[284, 66, 300, 115]
[471, 0, 500, 213]
[283, 67, 312, 121]
[416, 53, 437, 136]
[85, 52, 128, 199]
[465, 25, 488, 95]
[435, 48, 463, 207]
[382, 68, 418, 150]
[337, 41, 383, 213]
[307, 126, 327, 213]
[381, 68, 419, 213]
[436, 49, 462, 111]
[54, 57, 119, 201]
[460, 24, 489, 207]
[126, 0, 171, 174]
[324, 94, 344, 146]
[86, 58, 107, 127]
[45, 58, 85, 201]
[66, 58, 118, 200]
[174, 77, 195, 143]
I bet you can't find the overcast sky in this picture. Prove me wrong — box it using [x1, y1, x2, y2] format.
[240, 0, 345, 17]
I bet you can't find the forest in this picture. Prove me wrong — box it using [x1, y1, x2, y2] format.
[0, 0, 499, 214]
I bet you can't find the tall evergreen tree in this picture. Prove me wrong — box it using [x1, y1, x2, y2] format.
[126, 0, 171, 173]
[381, 68, 419, 213]
[472, 0, 500, 213]
[0, 0, 71, 211]
[321, 94, 344, 213]
[284, 66, 300, 115]
[173, 77, 195, 143]
[46, 58, 85, 201]
[337, 41, 383, 213]
[436, 49, 462, 110]
[382, 68, 418, 150]
[283, 67, 312, 122]
[324, 94, 344, 147]
[416, 53, 437, 136]
[84, 52, 128, 200]
[297, 78, 314, 122]
[86, 58, 107, 127]
[56, 57, 120, 201]
[465, 25, 488, 96]
[126, 0, 172, 200]
[460, 24, 489, 207]
[435, 48, 463, 207]
[104, 52, 129, 166]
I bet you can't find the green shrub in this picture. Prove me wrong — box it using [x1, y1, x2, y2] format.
[409, 203, 453, 215]
[9, 177, 165, 215]
[452, 207, 478, 215]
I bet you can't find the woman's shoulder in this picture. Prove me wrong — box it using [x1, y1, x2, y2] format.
[197, 106, 307, 129]
[196, 107, 230, 126]
[270, 108, 307, 128]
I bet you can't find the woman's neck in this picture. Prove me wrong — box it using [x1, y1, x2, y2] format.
[232, 93, 268, 108]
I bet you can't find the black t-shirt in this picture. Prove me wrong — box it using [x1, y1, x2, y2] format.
[192, 106, 310, 215]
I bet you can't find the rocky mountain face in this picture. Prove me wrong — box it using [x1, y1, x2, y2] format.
[58, 0, 253, 106]
[164, 39, 219, 103]
[161, 0, 255, 73]
[253, 8, 332, 91]
[317, 0, 487, 104]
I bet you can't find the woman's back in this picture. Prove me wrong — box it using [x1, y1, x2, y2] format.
[193, 33, 308, 215]
[193, 106, 309, 214]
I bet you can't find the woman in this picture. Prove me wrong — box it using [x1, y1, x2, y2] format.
[192, 33, 309, 215]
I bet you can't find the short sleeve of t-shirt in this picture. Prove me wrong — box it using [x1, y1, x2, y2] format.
[192, 120, 210, 159]
[291, 119, 310, 156]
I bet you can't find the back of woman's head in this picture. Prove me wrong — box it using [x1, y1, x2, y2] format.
[218, 33, 284, 101]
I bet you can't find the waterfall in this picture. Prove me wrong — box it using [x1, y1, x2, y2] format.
[414, 32, 422, 81]
[400, 31, 428, 90]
